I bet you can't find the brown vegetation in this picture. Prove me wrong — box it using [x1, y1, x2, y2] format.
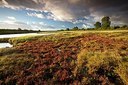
[0, 32, 128, 84]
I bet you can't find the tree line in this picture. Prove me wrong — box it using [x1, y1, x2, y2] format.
[60, 16, 128, 31]
[94, 16, 128, 30]
[0, 28, 40, 34]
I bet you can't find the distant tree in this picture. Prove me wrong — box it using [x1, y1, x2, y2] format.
[122, 25, 127, 28]
[72, 26, 79, 30]
[66, 28, 70, 31]
[18, 28, 22, 30]
[101, 16, 111, 28]
[81, 28, 85, 30]
[60, 29, 64, 31]
[114, 26, 120, 29]
[94, 22, 101, 28]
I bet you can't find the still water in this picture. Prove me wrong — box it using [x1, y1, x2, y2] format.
[0, 33, 49, 48]
[0, 43, 13, 48]
[0, 33, 47, 38]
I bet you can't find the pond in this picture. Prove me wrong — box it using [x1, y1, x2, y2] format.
[0, 33, 48, 38]
[0, 43, 13, 48]
[0, 33, 51, 48]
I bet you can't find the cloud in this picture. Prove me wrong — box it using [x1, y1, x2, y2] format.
[82, 22, 93, 28]
[61, 25, 65, 28]
[0, 0, 128, 25]
[0, 20, 31, 30]
[30, 22, 56, 30]
[3, 16, 16, 24]
[27, 12, 44, 19]
[1, 0, 45, 10]
[7, 16, 16, 20]
[0, 20, 56, 30]
[3, 20, 15, 24]
[82, 24, 87, 28]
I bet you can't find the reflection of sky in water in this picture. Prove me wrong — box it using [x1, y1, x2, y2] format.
[0, 33, 52, 48]
[0, 43, 13, 48]
[0, 33, 48, 38]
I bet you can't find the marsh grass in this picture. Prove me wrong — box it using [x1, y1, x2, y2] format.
[75, 50, 128, 84]
[0, 53, 34, 84]
[32, 32, 84, 43]
[9, 35, 43, 46]
[0, 38, 9, 43]
[0, 31, 128, 84]
[0, 47, 21, 56]
[72, 31, 128, 84]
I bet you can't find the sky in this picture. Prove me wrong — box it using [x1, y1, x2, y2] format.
[0, 0, 128, 30]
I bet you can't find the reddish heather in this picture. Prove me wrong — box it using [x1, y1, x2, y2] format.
[1, 34, 128, 84]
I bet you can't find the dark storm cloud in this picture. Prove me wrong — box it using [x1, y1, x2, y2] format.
[82, 0, 128, 25]
[0, 0, 45, 10]
[0, 0, 128, 25]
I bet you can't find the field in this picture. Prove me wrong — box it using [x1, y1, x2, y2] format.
[0, 30, 128, 84]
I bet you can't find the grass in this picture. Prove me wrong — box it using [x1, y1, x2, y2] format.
[8, 35, 43, 46]
[0, 30, 128, 84]
[0, 38, 9, 43]
[0, 53, 34, 84]
[76, 50, 127, 84]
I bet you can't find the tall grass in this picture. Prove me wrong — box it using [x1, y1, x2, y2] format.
[0, 31, 127, 84]
[9, 35, 43, 46]
[0, 38, 9, 43]
[75, 50, 128, 84]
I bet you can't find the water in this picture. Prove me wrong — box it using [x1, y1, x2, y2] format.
[0, 33, 48, 38]
[0, 43, 13, 48]
[0, 33, 51, 48]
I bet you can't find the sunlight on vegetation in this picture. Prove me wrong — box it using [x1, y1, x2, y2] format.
[9, 35, 43, 46]
[0, 31, 128, 84]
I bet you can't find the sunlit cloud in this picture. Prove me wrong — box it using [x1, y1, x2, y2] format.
[7, 16, 16, 20]
[27, 12, 44, 19]
[3, 20, 15, 24]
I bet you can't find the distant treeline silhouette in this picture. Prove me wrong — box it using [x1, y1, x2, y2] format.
[0, 28, 40, 34]
[60, 16, 128, 31]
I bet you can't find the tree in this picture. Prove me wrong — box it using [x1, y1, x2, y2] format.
[72, 26, 79, 30]
[114, 26, 120, 29]
[66, 28, 70, 31]
[81, 28, 85, 30]
[122, 25, 127, 28]
[101, 16, 111, 28]
[94, 22, 101, 28]
[18, 28, 22, 30]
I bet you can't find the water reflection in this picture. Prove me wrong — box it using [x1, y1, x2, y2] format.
[0, 43, 13, 48]
[0, 33, 47, 38]
[0, 33, 52, 48]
